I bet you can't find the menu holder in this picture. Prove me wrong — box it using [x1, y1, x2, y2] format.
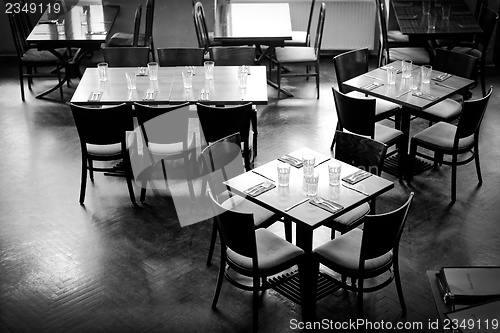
[278, 155, 303, 168]
[88, 91, 102, 102]
[309, 197, 344, 214]
[342, 170, 372, 185]
[244, 181, 276, 197]
[432, 73, 453, 82]
[437, 266, 500, 304]
[444, 298, 500, 333]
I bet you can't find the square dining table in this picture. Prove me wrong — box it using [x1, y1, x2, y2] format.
[342, 61, 475, 177]
[223, 147, 394, 318]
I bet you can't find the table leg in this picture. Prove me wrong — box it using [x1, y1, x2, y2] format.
[35, 48, 69, 99]
[255, 44, 294, 97]
[296, 224, 317, 321]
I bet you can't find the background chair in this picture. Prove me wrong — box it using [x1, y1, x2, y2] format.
[407, 88, 492, 203]
[70, 103, 136, 205]
[103, 46, 150, 67]
[157, 47, 205, 67]
[314, 192, 414, 317]
[7, 12, 66, 101]
[133, 102, 196, 203]
[376, 0, 433, 66]
[192, 2, 223, 60]
[332, 48, 401, 148]
[208, 189, 303, 333]
[274, 3, 326, 99]
[285, 0, 316, 47]
[332, 88, 404, 178]
[327, 131, 388, 239]
[108, 4, 142, 47]
[196, 103, 256, 171]
[211, 46, 256, 66]
[200, 133, 292, 266]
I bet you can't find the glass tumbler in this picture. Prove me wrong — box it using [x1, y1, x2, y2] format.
[277, 163, 291, 187]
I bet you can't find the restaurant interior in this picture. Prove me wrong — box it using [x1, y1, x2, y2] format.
[1, 0, 500, 332]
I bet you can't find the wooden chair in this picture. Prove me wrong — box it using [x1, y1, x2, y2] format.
[103, 47, 150, 67]
[284, 0, 316, 47]
[70, 103, 136, 205]
[201, 133, 292, 266]
[108, 4, 142, 47]
[275, 3, 326, 99]
[196, 103, 256, 171]
[208, 187, 303, 333]
[327, 131, 388, 239]
[332, 48, 401, 150]
[211, 46, 256, 66]
[157, 48, 205, 67]
[7, 12, 66, 101]
[192, 2, 223, 60]
[133, 102, 196, 203]
[407, 88, 492, 203]
[376, 0, 433, 66]
[313, 192, 414, 317]
[332, 87, 404, 178]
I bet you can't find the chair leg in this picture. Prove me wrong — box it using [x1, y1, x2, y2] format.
[277, 62, 281, 98]
[330, 123, 340, 151]
[394, 260, 407, 314]
[474, 142, 483, 185]
[88, 159, 94, 182]
[451, 154, 458, 203]
[284, 218, 292, 242]
[480, 62, 486, 97]
[357, 278, 364, 318]
[79, 154, 88, 204]
[140, 186, 147, 203]
[19, 65, 25, 101]
[315, 65, 320, 99]
[212, 248, 226, 309]
[406, 140, 417, 183]
[206, 219, 218, 266]
[252, 275, 260, 333]
[124, 157, 136, 204]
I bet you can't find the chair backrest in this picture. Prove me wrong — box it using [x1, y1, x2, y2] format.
[70, 103, 134, 147]
[103, 46, 150, 67]
[304, 0, 316, 45]
[333, 48, 369, 94]
[334, 131, 387, 176]
[475, 0, 488, 19]
[132, 4, 143, 46]
[360, 192, 414, 263]
[207, 189, 257, 259]
[332, 88, 376, 138]
[143, 0, 155, 46]
[157, 48, 205, 66]
[376, 0, 390, 64]
[476, 7, 499, 55]
[313, 3, 327, 55]
[201, 133, 245, 199]
[193, 2, 210, 51]
[7, 12, 30, 58]
[211, 47, 256, 66]
[434, 49, 477, 80]
[133, 102, 190, 146]
[454, 87, 492, 144]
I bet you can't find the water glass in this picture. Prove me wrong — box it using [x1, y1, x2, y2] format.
[402, 60, 413, 78]
[80, 10, 88, 25]
[302, 154, 316, 177]
[421, 65, 432, 84]
[328, 160, 342, 186]
[427, 13, 437, 29]
[182, 69, 193, 89]
[147, 62, 158, 81]
[277, 163, 291, 187]
[386, 66, 396, 85]
[126, 71, 137, 89]
[97, 62, 108, 81]
[305, 172, 319, 197]
[56, 20, 65, 35]
[238, 72, 248, 89]
[422, 1, 431, 15]
[204, 61, 214, 79]
[442, 4, 451, 19]
[410, 75, 419, 90]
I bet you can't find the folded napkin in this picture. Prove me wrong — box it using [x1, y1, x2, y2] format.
[361, 82, 383, 91]
[244, 181, 276, 197]
[342, 170, 372, 185]
[278, 155, 303, 168]
[309, 197, 344, 214]
[88, 91, 102, 102]
[412, 91, 437, 101]
[143, 91, 157, 101]
[432, 73, 453, 82]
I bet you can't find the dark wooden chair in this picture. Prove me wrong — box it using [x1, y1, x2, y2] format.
[157, 48, 205, 67]
[103, 47, 150, 67]
[108, 4, 142, 47]
[192, 2, 223, 60]
[285, 0, 316, 47]
[208, 188, 303, 333]
[70, 103, 136, 205]
[407, 88, 492, 203]
[211, 46, 256, 66]
[314, 192, 414, 317]
[133, 102, 196, 203]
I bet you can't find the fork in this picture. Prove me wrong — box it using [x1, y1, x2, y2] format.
[314, 197, 339, 211]
[247, 181, 273, 195]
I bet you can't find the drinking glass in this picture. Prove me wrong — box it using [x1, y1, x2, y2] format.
[126, 71, 137, 89]
[182, 69, 193, 89]
[386, 66, 396, 85]
[402, 60, 413, 78]
[80, 10, 88, 25]
[147, 62, 158, 81]
[427, 13, 437, 29]
[442, 4, 451, 19]
[238, 72, 248, 89]
[97, 62, 108, 81]
[328, 160, 342, 185]
[421, 65, 432, 84]
[56, 20, 65, 35]
[305, 172, 319, 197]
[277, 163, 291, 187]
[204, 61, 214, 79]
[302, 154, 316, 177]
[422, 1, 431, 15]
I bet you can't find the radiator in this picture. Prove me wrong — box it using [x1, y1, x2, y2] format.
[288, 0, 377, 51]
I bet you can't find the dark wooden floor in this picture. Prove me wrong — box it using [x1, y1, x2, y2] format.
[1, 55, 499, 333]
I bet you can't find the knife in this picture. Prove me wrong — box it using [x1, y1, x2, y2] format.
[284, 198, 309, 212]
[342, 183, 369, 196]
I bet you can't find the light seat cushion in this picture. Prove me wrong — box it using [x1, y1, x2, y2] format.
[314, 228, 392, 271]
[227, 228, 304, 270]
[330, 203, 370, 231]
[452, 46, 482, 59]
[221, 195, 276, 228]
[374, 123, 403, 144]
[22, 48, 66, 63]
[87, 131, 135, 156]
[275, 46, 317, 63]
[347, 91, 401, 118]
[389, 48, 431, 65]
[388, 30, 409, 43]
[413, 122, 475, 150]
[420, 98, 462, 122]
[284, 31, 308, 46]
